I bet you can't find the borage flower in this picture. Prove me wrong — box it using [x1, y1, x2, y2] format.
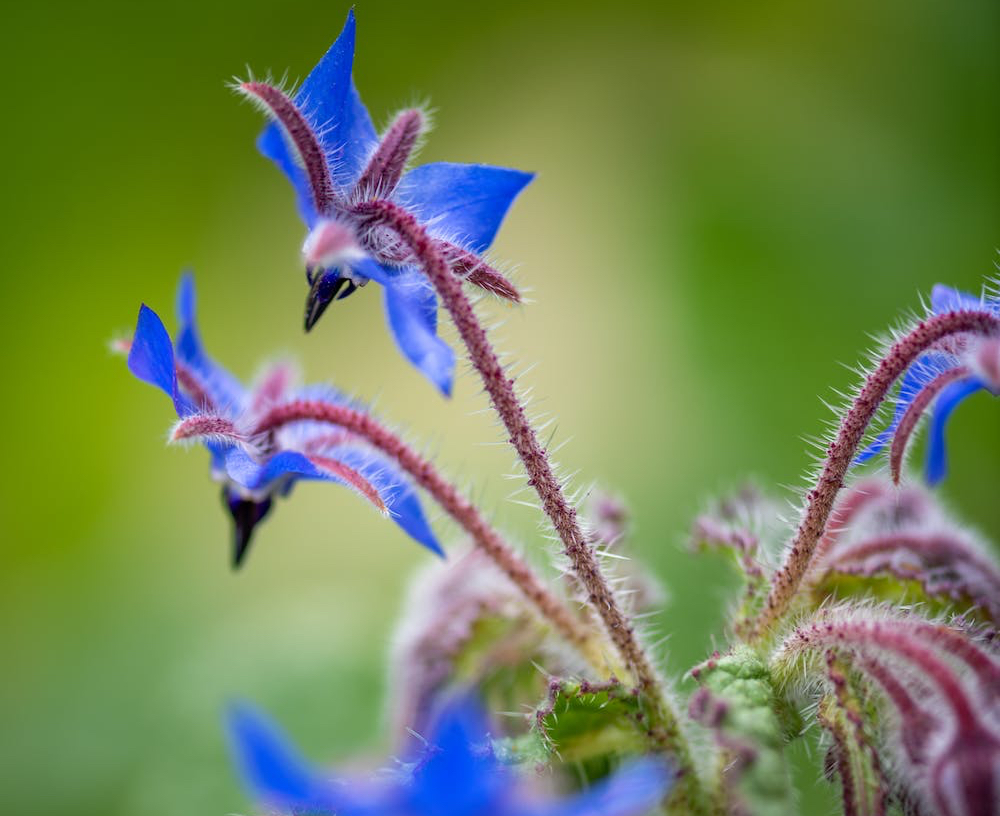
[857, 283, 1000, 484]
[125, 274, 441, 566]
[228, 696, 673, 816]
[236, 9, 533, 396]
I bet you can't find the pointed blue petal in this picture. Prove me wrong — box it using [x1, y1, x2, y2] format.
[925, 376, 984, 485]
[535, 759, 674, 816]
[128, 305, 176, 398]
[128, 305, 193, 416]
[318, 445, 444, 557]
[397, 162, 534, 253]
[258, 9, 376, 209]
[224, 448, 324, 492]
[174, 274, 246, 412]
[227, 702, 324, 807]
[381, 272, 454, 397]
[223, 446, 443, 555]
[408, 698, 507, 815]
[226, 702, 367, 814]
[931, 284, 983, 315]
[258, 127, 319, 227]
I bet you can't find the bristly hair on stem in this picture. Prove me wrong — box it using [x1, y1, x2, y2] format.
[753, 308, 1000, 639]
[349, 198, 709, 813]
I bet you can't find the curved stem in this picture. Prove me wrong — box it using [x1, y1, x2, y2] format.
[753, 311, 1000, 638]
[254, 400, 608, 669]
[352, 200, 704, 805]
[354, 200, 657, 681]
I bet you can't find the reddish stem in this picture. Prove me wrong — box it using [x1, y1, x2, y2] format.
[889, 366, 971, 483]
[307, 454, 387, 514]
[353, 109, 423, 200]
[352, 199, 659, 689]
[240, 82, 337, 216]
[253, 399, 600, 660]
[755, 311, 1000, 637]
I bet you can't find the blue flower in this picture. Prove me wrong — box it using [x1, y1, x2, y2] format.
[239, 9, 533, 396]
[857, 284, 999, 484]
[227, 696, 673, 816]
[125, 273, 443, 566]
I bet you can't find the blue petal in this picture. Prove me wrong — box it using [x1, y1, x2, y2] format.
[333, 447, 444, 557]
[258, 9, 377, 215]
[855, 352, 956, 464]
[223, 447, 443, 556]
[227, 702, 361, 814]
[258, 127, 319, 227]
[408, 698, 508, 815]
[362, 262, 454, 396]
[931, 284, 983, 315]
[127, 304, 193, 416]
[925, 376, 985, 485]
[174, 274, 246, 412]
[535, 759, 674, 816]
[396, 162, 534, 253]
[224, 448, 326, 492]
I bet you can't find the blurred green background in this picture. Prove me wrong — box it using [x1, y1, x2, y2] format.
[2, 0, 997, 813]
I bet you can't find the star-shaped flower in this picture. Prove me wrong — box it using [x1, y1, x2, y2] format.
[125, 274, 442, 566]
[228, 695, 673, 816]
[856, 283, 1000, 484]
[238, 9, 533, 396]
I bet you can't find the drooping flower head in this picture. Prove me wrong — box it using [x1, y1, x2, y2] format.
[857, 283, 1000, 484]
[125, 273, 442, 566]
[228, 695, 673, 816]
[237, 10, 533, 396]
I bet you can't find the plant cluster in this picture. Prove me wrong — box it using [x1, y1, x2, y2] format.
[121, 11, 999, 815]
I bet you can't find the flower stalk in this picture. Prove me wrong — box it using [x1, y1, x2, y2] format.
[252, 399, 609, 670]
[754, 310, 1000, 638]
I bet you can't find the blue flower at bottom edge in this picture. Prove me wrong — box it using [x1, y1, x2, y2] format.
[228, 697, 673, 816]
[241, 9, 533, 396]
[856, 284, 1000, 484]
[125, 273, 442, 566]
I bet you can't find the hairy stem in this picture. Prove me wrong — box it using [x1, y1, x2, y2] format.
[754, 311, 1000, 638]
[253, 400, 608, 670]
[353, 200, 702, 801]
[354, 200, 656, 680]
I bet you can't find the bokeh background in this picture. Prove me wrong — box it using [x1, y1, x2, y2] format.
[2, 1, 997, 813]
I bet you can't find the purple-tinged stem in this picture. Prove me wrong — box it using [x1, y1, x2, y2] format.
[889, 366, 971, 483]
[308, 454, 388, 514]
[352, 200, 658, 689]
[353, 109, 423, 201]
[252, 399, 606, 668]
[239, 82, 338, 216]
[351, 200, 702, 803]
[435, 241, 522, 303]
[754, 310, 1000, 638]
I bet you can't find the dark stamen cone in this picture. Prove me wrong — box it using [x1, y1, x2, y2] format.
[225, 490, 273, 568]
[304, 272, 357, 331]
